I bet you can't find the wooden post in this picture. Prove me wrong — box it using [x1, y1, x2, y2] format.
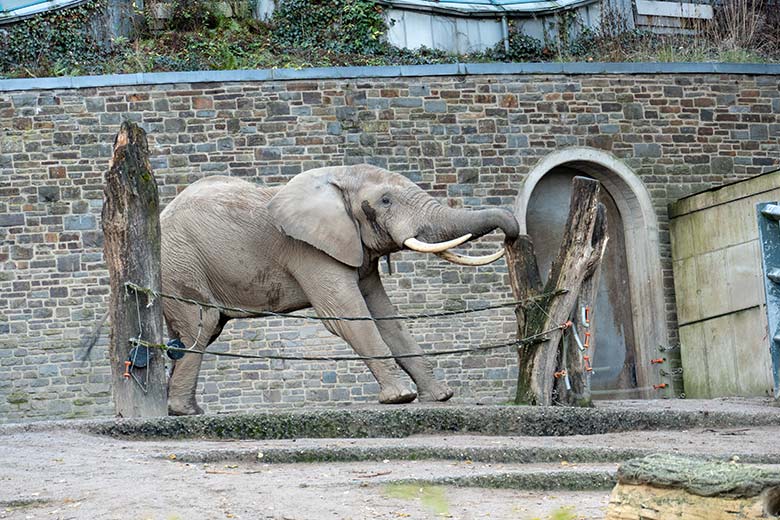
[506, 176, 608, 406]
[102, 121, 167, 417]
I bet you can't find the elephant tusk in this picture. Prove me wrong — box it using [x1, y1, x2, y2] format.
[436, 248, 505, 266]
[403, 234, 472, 253]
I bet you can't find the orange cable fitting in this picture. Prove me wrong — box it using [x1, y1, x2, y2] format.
[561, 320, 573, 330]
[585, 306, 590, 325]
[584, 331, 591, 348]
[123, 361, 132, 379]
[554, 370, 567, 379]
[653, 383, 668, 390]
[651, 358, 665, 364]
[583, 355, 593, 372]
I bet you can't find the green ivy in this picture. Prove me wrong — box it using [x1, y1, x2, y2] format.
[271, 0, 388, 55]
[0, 0, 109, 77]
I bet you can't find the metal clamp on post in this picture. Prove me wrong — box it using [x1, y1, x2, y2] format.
[580, 306, 590, 328]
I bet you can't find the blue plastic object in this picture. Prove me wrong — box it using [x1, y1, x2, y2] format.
[166, 338, 186, 360]
[128, 345, 149, 368]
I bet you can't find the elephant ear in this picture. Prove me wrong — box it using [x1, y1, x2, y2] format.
[268, 169, 363, 267]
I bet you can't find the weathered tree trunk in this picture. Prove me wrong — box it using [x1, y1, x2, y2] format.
[506, 176, 608, 406]
[102, 121, 167, 418]
[557, 204, 607, 406]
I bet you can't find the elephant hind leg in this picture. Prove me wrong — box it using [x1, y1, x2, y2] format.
[164, 302, 224, 416]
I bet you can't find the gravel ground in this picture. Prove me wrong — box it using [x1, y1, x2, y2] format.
[1, 398, 778, 520]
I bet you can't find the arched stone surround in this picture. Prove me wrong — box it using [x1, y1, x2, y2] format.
[515, 147, 669, 394]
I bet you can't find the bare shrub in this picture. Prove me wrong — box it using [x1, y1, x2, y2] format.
[706, 0, 767, 52]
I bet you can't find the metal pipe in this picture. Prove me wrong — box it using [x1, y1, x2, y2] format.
[501, 14, 510, 52]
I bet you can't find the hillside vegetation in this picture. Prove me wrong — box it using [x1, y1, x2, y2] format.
[0, 0, 777, 79]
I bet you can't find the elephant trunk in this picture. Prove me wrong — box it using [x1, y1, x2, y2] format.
[405, 205, 519, 266]
[426, 206, 519, 243]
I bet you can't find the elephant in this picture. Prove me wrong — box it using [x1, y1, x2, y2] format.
[160, 164, 519, 415]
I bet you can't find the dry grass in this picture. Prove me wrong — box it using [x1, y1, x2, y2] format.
[577, 0, 778, 63]
[705, 0, 768, 53]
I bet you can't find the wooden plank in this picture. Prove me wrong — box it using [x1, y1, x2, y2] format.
[636, 14, 692, 28]
[672, 256, 700, 328]
[669, 170, 780, 219]
[731, 307, 774, 396]
[102, 121, 168, 418]
[635, 0, 713, 19]
[680, 321, 710, 398]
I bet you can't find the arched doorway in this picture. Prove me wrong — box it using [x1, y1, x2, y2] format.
[515, 148, 667, 398]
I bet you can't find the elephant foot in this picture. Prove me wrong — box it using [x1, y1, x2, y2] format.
[168, 399, 204, 416]
[378, 383, 417, 404]
[418, 381, 454, 402]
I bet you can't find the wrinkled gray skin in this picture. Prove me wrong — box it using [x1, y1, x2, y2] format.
[161, 164, 519, 416]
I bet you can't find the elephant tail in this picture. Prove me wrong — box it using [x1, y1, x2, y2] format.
[79, 311, 109, 364]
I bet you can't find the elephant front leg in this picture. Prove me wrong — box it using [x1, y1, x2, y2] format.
[293, 264, 417, 404]
[360, 269, 454, 402]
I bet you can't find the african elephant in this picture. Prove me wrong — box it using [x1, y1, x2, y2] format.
[161, 164, 519, 415]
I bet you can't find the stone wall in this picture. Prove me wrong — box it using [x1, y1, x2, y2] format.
[1, 64, 778, 422]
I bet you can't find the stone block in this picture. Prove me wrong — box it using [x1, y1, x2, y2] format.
[634, 143, 661, 158]
[424, 100, 447, 113]
[38, 186, 60, 202]
[710, 156, 733, 175]
[80, 144, 112, 158]
[164, 118, 186, 133]
[64, 215, 96, 231]
[749, 125, 768, 140]
[623, 103, 644, 119]
[267, 101, 290, 116]
[390, 97, 422, 108]
[56, 254, 80, 273]
[0, 214, 24, 227]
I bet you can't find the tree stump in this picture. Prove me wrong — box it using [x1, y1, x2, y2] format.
[606, 454, 780, 519]
[506, 176, 608, 406]
[102, 121, 167, 417]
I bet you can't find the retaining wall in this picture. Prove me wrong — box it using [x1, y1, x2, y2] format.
[1, 63, 778, 422]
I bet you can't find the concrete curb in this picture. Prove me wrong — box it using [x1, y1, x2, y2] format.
[389, 469, 618, 491]
[3, 405, 773, 440]
[166, 444, 780, 466]
[1, 62, 778, 92]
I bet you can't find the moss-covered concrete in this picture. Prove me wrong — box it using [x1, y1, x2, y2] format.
[388, 469, 617, 491]
[80, 405, 780, 440]
[618, 454, 780, 498]
[166, 444, 780, 466]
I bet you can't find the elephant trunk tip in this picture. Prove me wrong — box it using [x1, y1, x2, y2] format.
[499, 209, 520, 241]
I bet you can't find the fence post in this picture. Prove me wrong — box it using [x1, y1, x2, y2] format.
[102, 121, 168, 417]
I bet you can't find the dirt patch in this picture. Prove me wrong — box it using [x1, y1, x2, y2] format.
[1, 399, 778, 520]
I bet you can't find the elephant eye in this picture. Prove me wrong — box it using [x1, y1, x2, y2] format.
[381, 195, 391, 206]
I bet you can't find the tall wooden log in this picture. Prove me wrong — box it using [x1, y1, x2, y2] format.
[102, 121, 167, 417]
[506, 176, 608, 406]
[558, 204, 608, 406]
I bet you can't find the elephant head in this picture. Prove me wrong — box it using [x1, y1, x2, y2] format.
[267, 164, 519, 267]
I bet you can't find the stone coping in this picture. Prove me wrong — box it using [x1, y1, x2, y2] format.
[1, 62, 779, 92]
